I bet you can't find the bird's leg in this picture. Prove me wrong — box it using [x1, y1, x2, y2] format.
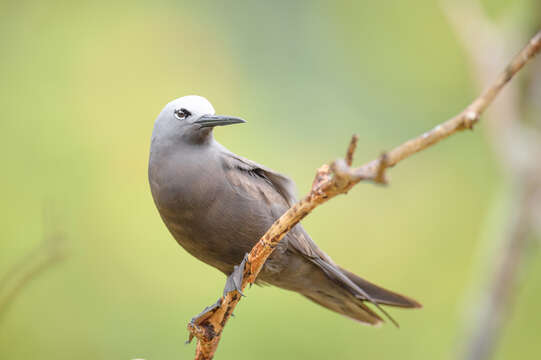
[187, 254, 249, 343]
[223, 253, 249, 297]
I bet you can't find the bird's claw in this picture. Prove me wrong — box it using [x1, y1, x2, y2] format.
[190, 298, 222, 326]
[187, 253, 248, 344]
[223, 253, 249, 297]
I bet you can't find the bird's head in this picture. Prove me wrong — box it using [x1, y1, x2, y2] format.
[153, 95, 246, 145]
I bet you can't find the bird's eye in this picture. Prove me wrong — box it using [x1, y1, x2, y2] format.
[174, 108, 191, 120]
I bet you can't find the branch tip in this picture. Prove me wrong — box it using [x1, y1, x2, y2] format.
[346, 134, 359, 166]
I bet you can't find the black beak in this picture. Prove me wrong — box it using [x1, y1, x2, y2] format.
[194, 114, 246, 128]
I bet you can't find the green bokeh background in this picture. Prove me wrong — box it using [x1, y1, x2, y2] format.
[1, 1, 540, 359]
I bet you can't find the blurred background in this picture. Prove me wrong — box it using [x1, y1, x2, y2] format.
[1, 0, 540, 359]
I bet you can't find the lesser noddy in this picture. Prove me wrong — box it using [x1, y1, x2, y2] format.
[148, 95, 421, 326]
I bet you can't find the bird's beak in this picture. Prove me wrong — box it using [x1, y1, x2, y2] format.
[194, 114, 246, 128]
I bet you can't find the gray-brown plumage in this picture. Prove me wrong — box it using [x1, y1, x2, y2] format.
[148, 95, 421, 325]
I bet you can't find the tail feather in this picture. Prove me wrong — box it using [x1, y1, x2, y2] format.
[300, 261, 421, 326]
[339, 267, 422, 309]
[303, 292, 383, 325]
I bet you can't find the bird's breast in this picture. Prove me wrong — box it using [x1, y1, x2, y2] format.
[150, 148, 222, 220]
[148, 146, 285, 274]
[149, 148, 238, 269]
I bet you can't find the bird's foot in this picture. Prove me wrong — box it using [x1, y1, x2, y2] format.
[186, 254, 249, 344]
[186, 298, 223, 344]
[223, 253, 249, 297]
[190, 298, 222, 326]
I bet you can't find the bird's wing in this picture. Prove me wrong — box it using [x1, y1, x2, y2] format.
[220, 150, 297, 208]
[220, 150, 332, 259]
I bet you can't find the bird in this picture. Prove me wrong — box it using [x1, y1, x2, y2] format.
[148, 95, 421, 326]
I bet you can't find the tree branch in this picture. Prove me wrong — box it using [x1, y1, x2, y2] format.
[187, 29, 541, 360]
[443, 2, 541, 360]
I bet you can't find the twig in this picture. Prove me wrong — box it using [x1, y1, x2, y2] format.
[187, 29, 541, 360]
[0, 234, 66, 321]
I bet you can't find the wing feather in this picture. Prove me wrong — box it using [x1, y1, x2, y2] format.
[220, 150, 297, 207]
[220, 149, 333, 258]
